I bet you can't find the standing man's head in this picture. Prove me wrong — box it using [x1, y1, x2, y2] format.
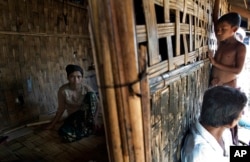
[215, 12, 241, 41]
[66, 64, 84, 86]
[199, 86, 247, 128]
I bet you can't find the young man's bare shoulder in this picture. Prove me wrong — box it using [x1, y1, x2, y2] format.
[236, 41, 246, 51]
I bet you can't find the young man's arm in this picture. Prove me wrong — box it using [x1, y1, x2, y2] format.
[45, 88, 66, 129]
[208, 44, 246, 74]
[213, 0, 220, 25]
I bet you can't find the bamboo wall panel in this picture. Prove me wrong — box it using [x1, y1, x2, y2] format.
[134, 0, 227, 161]
[0, 0, 92, 130]
[150, 62, 210, 162]
[136, 0, 215, 78]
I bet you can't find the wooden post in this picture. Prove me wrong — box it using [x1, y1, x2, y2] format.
[88, 0, 148, 161]
[248, 18, 250, 30]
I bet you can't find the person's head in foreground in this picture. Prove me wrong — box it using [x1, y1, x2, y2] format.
[181, 86, 247, 162]
[215, 12, 241, 41]
[200, 86, 247, 128]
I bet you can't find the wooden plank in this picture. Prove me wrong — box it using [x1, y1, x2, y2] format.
[149, 59, 208, 92]
[230, 5, 250, 23]
[189, 19, 194, 59]
[183, 34, 189, 64]
[175, 10, 180, 56]
[164, 0, 170, 22]
[248, 18, 250, 30]
[139, 45, 151, 162]
[142, 0, 160, 65]
[167, 36, 174, 70]
[182, 0, 188, 23]
[26, 120, 51, 127]
[182, 1, 189, 64]
[0, 31, 89, 38]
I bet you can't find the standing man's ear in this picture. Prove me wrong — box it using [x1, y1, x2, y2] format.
[228, 119, 239, 128]
[233, 26, 239, 33]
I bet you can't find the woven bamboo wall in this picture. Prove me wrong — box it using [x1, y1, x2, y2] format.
[149, 64, 209, 162]
[0, 0, 93, 130]
[135, 0, 228, 161]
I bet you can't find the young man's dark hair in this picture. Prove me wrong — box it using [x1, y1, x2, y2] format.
[200, 86, 247, 127]
[217, 12, 241, 27]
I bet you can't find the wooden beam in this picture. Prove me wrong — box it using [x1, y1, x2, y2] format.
[244, 0, 248, 9]
[230, 5, 250, 18]
[230, 5, 250, 30]
[248, 18, 250, 31]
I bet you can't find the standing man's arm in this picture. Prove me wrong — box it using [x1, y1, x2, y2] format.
[213, 0, 220, 26]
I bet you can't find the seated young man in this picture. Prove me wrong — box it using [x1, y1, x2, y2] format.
[45, 64, 103, 142]
[181, 86, 247, 162]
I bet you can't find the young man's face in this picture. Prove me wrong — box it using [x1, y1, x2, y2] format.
[215, 21, 237, 41]
[67, 71, 83, 85]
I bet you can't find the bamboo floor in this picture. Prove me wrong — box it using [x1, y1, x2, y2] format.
[0, 124, 108, 162]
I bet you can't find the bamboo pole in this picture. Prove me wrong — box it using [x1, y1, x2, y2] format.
[139, 45, 151, 162]
[88, 0, 147, 161]
[88, 1, 122, 161]
[0, 31, 89, 38]
[243, 0, 248, 9]
[26, 120, 51, 127]
[3, 125, 26, 135]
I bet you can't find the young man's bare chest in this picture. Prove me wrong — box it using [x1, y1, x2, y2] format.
[215, 44, 237, 65]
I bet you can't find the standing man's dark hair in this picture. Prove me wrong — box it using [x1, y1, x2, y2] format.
[217, 12, 241, 27]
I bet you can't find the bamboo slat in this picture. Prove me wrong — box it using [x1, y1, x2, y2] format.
[139, 45, 151, 162]
[142, 0, 161, 65]
[0, 31, 89, 38]
[175, 10, 180, 56]
[163, 0, 170, 22]
[167, 36, 174, 70]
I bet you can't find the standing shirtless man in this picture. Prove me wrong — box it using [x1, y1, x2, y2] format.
[209, 1, 246, 88]
[208, 0, 247, 145]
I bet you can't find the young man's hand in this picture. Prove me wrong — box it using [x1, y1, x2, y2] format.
[208, 51, 216, 66]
